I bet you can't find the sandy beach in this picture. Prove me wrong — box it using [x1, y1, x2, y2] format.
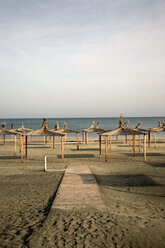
[0, 137, 165, 247]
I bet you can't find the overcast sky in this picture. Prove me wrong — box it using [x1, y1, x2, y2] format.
[0, 0, 165, 118]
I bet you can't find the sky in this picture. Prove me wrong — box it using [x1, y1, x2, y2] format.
[0, 0, 165, 118]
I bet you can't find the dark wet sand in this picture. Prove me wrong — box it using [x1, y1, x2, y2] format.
[0, 137, 165, 247]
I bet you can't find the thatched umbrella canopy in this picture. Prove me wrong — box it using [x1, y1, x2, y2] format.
[16, 121, 32, 133]
[0, 123, 12, 144]
[0, 122, 20, 154]
[51, 121, 62, 132]
[149, 120, 165, 148]
[115, 115, 130, 141]
[134, 121, 150, 150]
[82, 121, 104, 144]
[8, 121, 22, 135]
[98, 124, 147, 162]
[24, 118, 65, 163]
[51, 122, 80, 149]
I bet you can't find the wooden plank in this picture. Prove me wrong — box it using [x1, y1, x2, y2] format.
[52, 164, 107, 210]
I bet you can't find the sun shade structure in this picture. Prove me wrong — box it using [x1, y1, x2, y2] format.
[0, 122, 20, 154]
[16, 121, 32, 133]
[0, 123, 11, 144]
[134, 121, 150, 150]
[23, 118, 65, 163]
[149, 120, 165, 148]
[116, 115, 130, 141]
[98, 124, 147, 162]
[52, 122, 80, 150]
[82, 121, 104, 144]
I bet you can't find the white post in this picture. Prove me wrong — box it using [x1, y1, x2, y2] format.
[44, 155, 47, 171]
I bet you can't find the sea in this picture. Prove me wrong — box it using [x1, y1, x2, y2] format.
[0, 117, 165, 138]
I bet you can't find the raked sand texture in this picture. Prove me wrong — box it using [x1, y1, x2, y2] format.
[52, 163, 107, 210]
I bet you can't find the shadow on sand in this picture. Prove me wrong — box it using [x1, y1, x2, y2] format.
[71, 148, 98, 151]
[58, 154, 95, 159]
[0, 155, 21, 160]
[27, 146, 51, 149]
[123, 152, 165, 157]
[146, 161, 165, 168]
[93, 174, 159, 187]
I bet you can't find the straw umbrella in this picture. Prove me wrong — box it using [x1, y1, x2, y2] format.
[134, 122, 150, 151]
[82, 121, 104, 144]
[0, 123, 8, 144]
[16, 121, 32, 133]
[25, 118, 65, 163]
[98, 124, 147, 162]
[52, 122, 80, 150]
[149, 120, 165, 149]
[8, 121, 22, 154]
[0, 122, 20, 154]
[16, 121, 33, 150]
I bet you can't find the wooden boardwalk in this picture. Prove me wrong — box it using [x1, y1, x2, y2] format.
[52, 163, 107, 210]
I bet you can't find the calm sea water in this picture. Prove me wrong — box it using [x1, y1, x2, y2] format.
[0, 117, 165, 138]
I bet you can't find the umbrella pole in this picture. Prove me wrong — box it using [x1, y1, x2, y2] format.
[125, 135, 127, 143]
[144, 134, 146, 161]
[154, 132, 156, 149]
[77, 133, 79, 150]
[44, 136, 45, 144]
[3, 135, 5, 144]
[105, 135, 108, 161]
[139, 135, 141, 152]
[61, 136, 64, 163]
[133, 135, 136, 157]
[21, 135, 24, 163]
[25, 136, 27, 159]
[19, 135, 21, 152]
[109, 136, 111, 152]
[52, 136, 55, 149]
[99, 135, 101, 157]
[14, 135, 17, 155]
[148, 131, 151, 148]
[85, 132, 88, 144]
[129, 135, 131, 145]
[82, 131, 84, 142]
